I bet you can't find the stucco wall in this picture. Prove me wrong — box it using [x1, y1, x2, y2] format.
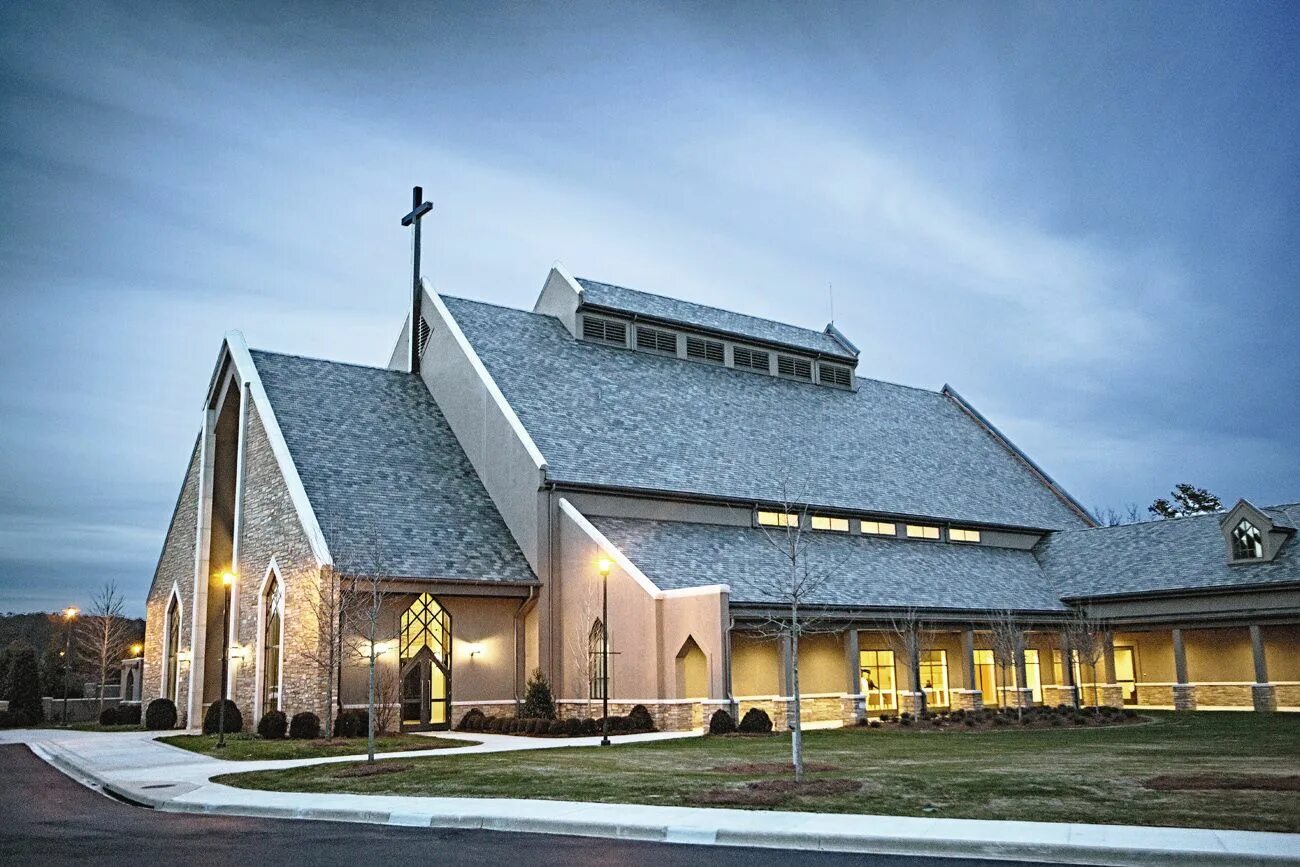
[141, 437, 202, 724]
[732, 633, 780, 696]
[798, 633, 845, 695]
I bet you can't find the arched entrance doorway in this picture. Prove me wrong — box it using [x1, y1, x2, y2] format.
[399, 593, 451, 731]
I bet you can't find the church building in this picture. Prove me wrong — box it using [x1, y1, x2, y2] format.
[141, 263, 1300, 731]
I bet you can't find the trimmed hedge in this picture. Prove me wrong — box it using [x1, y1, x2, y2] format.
[144, 698, 178, 731]
[454, 708, 654, 738]
[202, 699, 244, 735]
[334, 708, 369, 738]
[257, 710, 288, 740]
[117, 704, 142, 725]
[708, 708, 737, 735]
[738, 707, 773, 734]
[289, 712, 321, 740]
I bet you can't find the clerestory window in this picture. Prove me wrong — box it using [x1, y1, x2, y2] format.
[1232, 520, 1263, 560]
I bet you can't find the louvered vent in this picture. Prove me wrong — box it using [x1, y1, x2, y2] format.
[733, 346, 770, 372]
[686, 336, 724, 364]
[818, 364, 851, 388]
[777, 355, 812, 380]
[635, 325, 678, 355]
[416, 317, 432, 357]
[582, 316, 627, 345]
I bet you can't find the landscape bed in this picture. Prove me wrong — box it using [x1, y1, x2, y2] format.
[215, 711, 1300, 833]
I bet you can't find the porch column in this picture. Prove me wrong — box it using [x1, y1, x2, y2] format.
[1060, 631, 1079, 708]
[1100, 631, 1122, 708]
[953, 629, 983, 711]
[1250, 625, 1277, 713]
[1171, 628, 1196, 711]
[841, 629, 865, 725]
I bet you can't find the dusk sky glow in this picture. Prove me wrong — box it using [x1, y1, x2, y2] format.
[1, 1, 1297, 614]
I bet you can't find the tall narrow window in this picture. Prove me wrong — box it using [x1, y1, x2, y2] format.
[919, 650, 949, 707]
[589, 619, 609, 700]
[164, 595, 180, 702]
[1232, 520, 1263, 560]
[261, 575, 283, 711]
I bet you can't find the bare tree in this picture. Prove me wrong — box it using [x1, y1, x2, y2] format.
[372, 664, 399, 735]
[343, 567, 391, 763]
[989, 609, 1028, 720]
[564, 586, 603, 719]
[749, 487, 850, 783]
[1092, 504, 1144, 527]
[1064, 609, 1107, 713]
[299, 567, 347, 739]
[886, 607, 933, 717]
[78, 582, 133, 713]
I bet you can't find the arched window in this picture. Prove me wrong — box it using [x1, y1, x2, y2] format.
[589, 619, 609, 700]
[164, 595, 180, 702]
[262, 575, 283, 711]
[1232, 520, 1263, 560]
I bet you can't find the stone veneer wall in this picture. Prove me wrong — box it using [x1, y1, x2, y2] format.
[227, 404, 324, 726]
[141, 437, 202, 728]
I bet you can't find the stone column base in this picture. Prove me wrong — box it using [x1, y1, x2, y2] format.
[952, 689, 983, 711]
[841, 694, 866, 726]
[1097, 685, 1124, 708]
[898, 691, 926, 715]
[1173, 684, 1197, 711]
[1253, 683, 1277, 713]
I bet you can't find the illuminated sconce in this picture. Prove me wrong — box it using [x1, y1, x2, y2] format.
[130, 643, 143, 657]
[229, 644, 250, 661]
[465, 643, 484, 659]
[371, 642, 392, 656]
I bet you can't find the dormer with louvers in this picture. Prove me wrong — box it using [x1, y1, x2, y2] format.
[543, 272, 860, 390]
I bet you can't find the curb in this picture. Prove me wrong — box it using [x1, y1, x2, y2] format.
[31, 743, 1300, 867]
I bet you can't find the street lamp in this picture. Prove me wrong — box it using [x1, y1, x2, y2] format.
[61, 607, 78, 726]
[130, 643, 143, 657]
[597, 557, 612, 747]
[217, 571, 235, 748]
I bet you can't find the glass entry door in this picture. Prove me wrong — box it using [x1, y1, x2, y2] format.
[400, 650, 450, 731]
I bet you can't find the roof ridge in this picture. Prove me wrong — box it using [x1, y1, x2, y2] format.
[576, 277, 835, 341]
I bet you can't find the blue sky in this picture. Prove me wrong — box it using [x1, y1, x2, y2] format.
[1, 1, 1297, 615]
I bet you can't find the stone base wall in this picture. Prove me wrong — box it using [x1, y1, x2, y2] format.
[952, 689, 983, 711]
[1192, 683, 1253, 707]
[736, 697, 785, 730]
[1136, 684, 1172, 707]
[898, 691, 925, 715]
[734, 695, 846, 731]
[1275, 684, 1300, 708]
[1097, 685, 1124, 708]
[554, 699, 699, 731]
[1042, 684, 1078, 707]
[841, 694, 866, 725]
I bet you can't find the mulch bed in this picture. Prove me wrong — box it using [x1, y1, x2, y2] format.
[712, 761, 840, 774]
[332, 762, 413, 779]
[1144, 774, 1300, 792]
[863, 707, 1145, 732]
[687, 778, 862, 806]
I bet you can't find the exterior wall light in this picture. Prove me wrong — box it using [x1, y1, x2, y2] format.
[130, 643, 143, 657]
[466, 643, 484, 658]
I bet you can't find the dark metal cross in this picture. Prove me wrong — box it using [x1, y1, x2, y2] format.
[401, 185, 433, 373]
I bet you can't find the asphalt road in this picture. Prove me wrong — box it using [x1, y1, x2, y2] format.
[0, 744, 1045, 866]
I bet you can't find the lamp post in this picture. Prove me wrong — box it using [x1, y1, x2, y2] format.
[61, 607, 78, 726]
[597, 557, 612, 746]
[217, 571, 235, 748]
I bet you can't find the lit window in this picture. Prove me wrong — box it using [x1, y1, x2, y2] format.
[906, 524, 940, 540]
[757, 510, 798, 527]
[811, 515, 849, 532]
[919, 650, 949, 707]
[949, 528, 981, 543]
[261, 575, 283, 711]
[861, 521, 897, 536]
[1232, 520, 1263, 560]
[589, 619, 609, 700]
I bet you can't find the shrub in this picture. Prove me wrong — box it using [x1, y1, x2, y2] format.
[257, 710, 288, 740]
[4, 644, 42, 726]
[521, 669, 557, 720]
[1122, 708, 1137, 719]
[334, 708, 368, 738]
[1050, 716, 1063, 727]
[628, 704, 655, 732]
[289, 712, 321, 740]
[579, 717, 599, 736]
[561, 718, 581, 736]
[99, 707, 120, 726]
[708, 708, 737, 735]
[202, 699, 244, 735]
[992, 715, 1008, 726]
[900, 717, 912, 726]
[738, 707, 773, 734]
[899, 712, 913, 722]
[964, 717, 976, 727]
[145, 698, 178, 731]
[0, 710, 14, 729]
[118, 704, 142, 725]
[868, 720, 882, 729]
[457, 708, 486, 732]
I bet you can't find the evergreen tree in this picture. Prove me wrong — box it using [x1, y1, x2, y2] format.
[1149, 484, 1223, 519]
[0, 643, 11, 702]
[521, 669, 557, 720]
[6, 644, 43, 725]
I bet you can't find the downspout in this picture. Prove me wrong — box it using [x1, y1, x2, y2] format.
[513, 586, 538, 711]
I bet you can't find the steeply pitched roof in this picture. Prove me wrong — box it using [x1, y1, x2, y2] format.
[576, 278, 854, 359]
[592, 517, 1066, 611]
[444, 296, 1088, 530]
[250, 350, 536, 583]
[1036, 505, 1300, 599]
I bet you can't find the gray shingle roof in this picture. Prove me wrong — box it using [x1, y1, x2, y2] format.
[251, 350, 536, 584]
[1036, 505, 1300, 599]
[444, 296, 1088, 530]
[591, 517, 1067, 611]
[576, 278, 854, 359]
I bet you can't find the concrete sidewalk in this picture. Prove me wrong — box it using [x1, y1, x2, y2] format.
[7, 728, 1298, 866]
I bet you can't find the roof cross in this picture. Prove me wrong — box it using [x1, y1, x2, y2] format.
[401, 186, 433, 373]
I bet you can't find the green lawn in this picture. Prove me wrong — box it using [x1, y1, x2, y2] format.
[216, 712, 1300, 832]
[161, 733, 466, 761]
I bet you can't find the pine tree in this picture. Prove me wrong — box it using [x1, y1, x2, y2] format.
[6, 644, 43, 725]
[521, 669, 557, 720]
[1149, 484, 1223, 519]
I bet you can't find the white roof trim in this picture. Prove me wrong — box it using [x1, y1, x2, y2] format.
[222, 331, 333, 566]
[549, 261, 585, 296]
[558, 498, 729, 599]
[424, 278, 548, 472]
